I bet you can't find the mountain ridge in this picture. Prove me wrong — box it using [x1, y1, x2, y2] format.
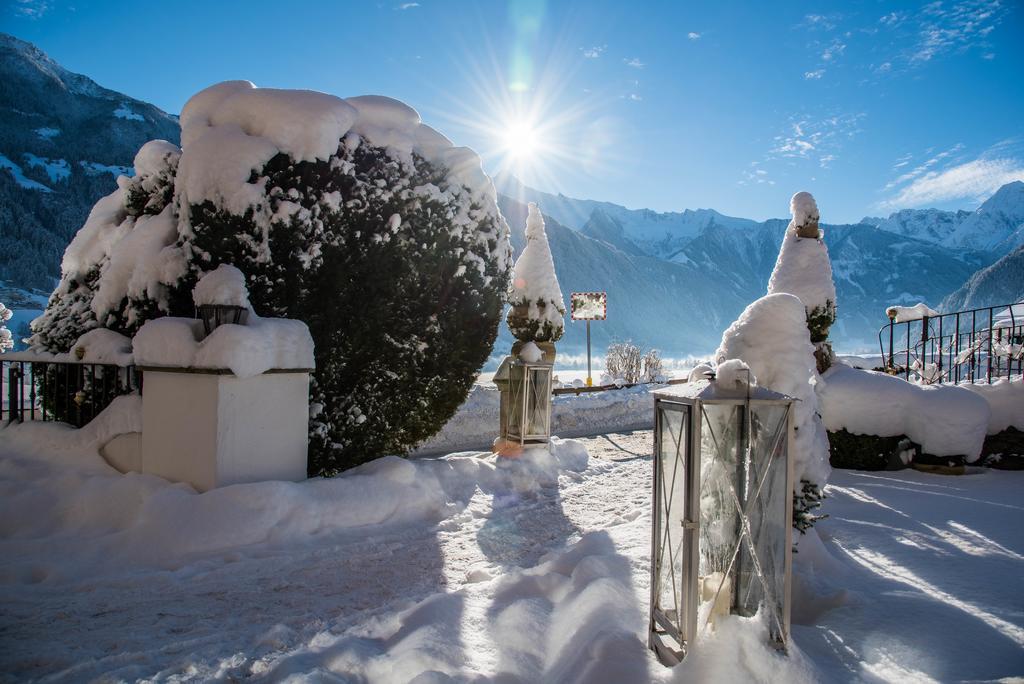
[1, 33, 1019, 359]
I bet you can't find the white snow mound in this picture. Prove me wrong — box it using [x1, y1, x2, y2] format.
[886, 302, 940, 322]
[192, 263, 251, 309]
[70, 328, 133, 365]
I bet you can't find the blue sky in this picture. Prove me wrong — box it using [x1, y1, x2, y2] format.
[5, 0, 1023, 223]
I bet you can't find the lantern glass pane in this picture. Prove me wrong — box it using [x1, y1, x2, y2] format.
[696, 401, 790, 637]
[507, 365, 526, 438]
[527, 368, 551, 436]
[656, 405, 689, 634]
[697, 403, 742, 613]
[738, 404, 790, 636]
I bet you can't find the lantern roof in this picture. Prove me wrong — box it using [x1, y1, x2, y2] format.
[654, 379, 794, 404]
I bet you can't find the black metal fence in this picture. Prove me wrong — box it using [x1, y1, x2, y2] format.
[2, 357, 141, 427]
[878, 303, 1023, 384]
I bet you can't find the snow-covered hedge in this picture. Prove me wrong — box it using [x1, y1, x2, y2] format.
[31, 81, 512, 474]
[820, 363, 990, 461]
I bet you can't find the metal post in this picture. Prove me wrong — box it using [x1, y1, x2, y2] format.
[888, 323, 894, 370]
[987, 308, 994, 384]
[586, 319, 593, 387]
[954, 313, 961, 384]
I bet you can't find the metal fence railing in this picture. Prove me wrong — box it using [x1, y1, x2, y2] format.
[878, 302, 1024, 385]
[2, 355, 141, 428]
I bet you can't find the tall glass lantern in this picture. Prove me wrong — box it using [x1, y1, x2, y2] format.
[649, 379, 795, 665]
[493, 355, 554, 446]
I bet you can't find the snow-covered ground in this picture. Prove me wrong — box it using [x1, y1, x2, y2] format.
[2, 423, 1022, 682]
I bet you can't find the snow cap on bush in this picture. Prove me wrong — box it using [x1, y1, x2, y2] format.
[767, 191, 836, 344]
[790, 191, 819, 236]
[507, 203, 565, 343]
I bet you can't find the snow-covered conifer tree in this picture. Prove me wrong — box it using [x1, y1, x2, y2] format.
[506, 203, 565, 343]
[767, 191, 837, 372]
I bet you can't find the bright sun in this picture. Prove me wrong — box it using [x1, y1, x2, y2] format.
[503, 121, 539, 159]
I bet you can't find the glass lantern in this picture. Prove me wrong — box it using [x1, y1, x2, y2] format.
[648, 379, 794, 665]
[493, 355, 554, 445]
[197, 304, 249, 336]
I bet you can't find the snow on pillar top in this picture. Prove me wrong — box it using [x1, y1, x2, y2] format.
[507, 203, 566, 343]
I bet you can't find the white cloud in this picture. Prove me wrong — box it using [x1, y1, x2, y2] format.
[396, 2, 419, 8]
[802, 13, 840, 31]
[879, 11, 905, 27]
[628, 93, 643, 101]
[769, 112, 864, 167]
[908, 0, 1006, 64]
[624, 57, 645, 68]
[582, 45, 606, 58]
[12, 0, 49, 18]
[804, 69, 825, 80]
[741, 166, 775, 185]
[883, 144, 964, 190]
[882, 158, 1024, 208]
[687, 32, 701, 40]
[821, 40, 846, 61]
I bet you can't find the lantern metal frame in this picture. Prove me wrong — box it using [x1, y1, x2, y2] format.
[196, 304, 249, 336]
[494, 355, 554, 445]
[649, 379, 795, 666]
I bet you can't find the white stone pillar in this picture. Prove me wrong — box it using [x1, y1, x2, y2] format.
[140, 367, 309, 492]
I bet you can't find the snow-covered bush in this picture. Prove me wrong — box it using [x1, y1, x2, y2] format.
[642, 348, 666, 383]
[506, 203, 565, 343]
[603, 343, 667, 384]
[30, 81, 512, 474]
[715, 293, 831, 536]
[605, 341, 643, 383]
[767, 192, 836, 370]
[0, 302, 12, 351]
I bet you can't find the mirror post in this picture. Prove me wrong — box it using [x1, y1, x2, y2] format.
[586, 319, 592, 387]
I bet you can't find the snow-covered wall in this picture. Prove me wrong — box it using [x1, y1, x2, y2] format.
[415, 384, 654, 455]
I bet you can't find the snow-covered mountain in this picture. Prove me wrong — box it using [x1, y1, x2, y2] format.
[496, 196, 981, 357]
[863, 181, 1024, 254]
[496, 174, 759, 259]
[942, 244, 1024, 312]
[860, 208, 971, 246]
[1, 34, 1016, 360]
[0, 33, 180, 291]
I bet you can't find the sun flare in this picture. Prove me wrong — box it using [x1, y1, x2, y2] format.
[503, 121, 539, 159]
